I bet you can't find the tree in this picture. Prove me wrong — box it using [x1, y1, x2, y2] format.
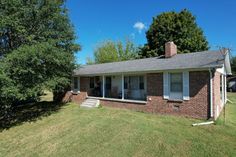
[89, 40, 138, 64]
[86, 57, 95, 65]
[0, 0, 79, 56]
[139, 9, 209, 58]
[231, 56, 236, 75]
[0, 0, 80, 104]
[0, 63, 20, 125]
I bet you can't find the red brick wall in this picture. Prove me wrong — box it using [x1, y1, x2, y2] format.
[212, 71, 223, 119]
[101, 100, 149, 112]
[146, 72, 210, 119]
[68, 72, 211, 119]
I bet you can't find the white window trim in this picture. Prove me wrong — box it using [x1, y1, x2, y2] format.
[163, 72, 169, 99]
[182, 71, 190, 100]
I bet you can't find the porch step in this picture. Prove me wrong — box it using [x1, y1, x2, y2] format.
[80, 98, 100, 108]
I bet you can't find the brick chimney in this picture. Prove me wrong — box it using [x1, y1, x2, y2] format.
[165, 41, 177, 58]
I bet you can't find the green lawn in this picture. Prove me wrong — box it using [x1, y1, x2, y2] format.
[0, 93, 236, 157]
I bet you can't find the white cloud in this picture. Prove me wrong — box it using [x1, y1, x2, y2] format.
[133, 22, 146, 33]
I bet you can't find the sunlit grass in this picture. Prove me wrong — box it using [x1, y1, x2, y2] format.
[0, 93, 235, 157]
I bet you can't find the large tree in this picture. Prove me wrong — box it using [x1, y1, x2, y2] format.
[0, 0, 80, 104]
[88, 40, 138, 64]
[139, 9, 209, 58]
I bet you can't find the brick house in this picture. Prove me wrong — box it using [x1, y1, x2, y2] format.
[66, 42, 232, 120]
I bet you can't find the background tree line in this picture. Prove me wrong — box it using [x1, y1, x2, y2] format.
[86, 39, 138, 64]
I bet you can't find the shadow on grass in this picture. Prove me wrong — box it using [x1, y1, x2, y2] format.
[0, 101, 66, 131]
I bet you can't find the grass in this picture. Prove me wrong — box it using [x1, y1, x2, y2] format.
[0, 93, 236, 157]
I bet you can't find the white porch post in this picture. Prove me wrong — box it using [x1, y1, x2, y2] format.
[122, 74, 124, 100]
[103, 75, 105, 98]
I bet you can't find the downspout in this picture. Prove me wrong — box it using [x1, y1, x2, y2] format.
[209, 68, 214, 118]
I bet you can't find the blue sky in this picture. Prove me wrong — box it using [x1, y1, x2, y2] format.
[66, 0, 236, 64]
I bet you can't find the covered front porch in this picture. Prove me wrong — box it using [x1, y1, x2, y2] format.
[75, 74, 147, 102]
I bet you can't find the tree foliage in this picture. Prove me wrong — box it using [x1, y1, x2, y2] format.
[3, 42, 75, 100]
[88, 40, 138, 64]
[231, 56, 236, 75]
[0, 0, 79, 55]
[0, 0, 79, 123]
[0, 63, 19, 122]
[139, 9, 209, 58]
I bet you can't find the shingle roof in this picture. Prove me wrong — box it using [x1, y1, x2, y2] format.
[74, 50, 225, 76]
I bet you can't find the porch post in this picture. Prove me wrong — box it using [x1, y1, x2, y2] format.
[122, 74, 124, 100]
[102, 75, 105, 98]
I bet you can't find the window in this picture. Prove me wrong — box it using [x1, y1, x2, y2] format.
[124, 76, 144, 90]
[124, 75, 146, 100]
[129, 76, 139, 90]
[90, 77, 94, 88]
[124, 77, 128, 89]
[105, 77, 111, 90]
[170, 73, 183, 93]
[139, 76, 144, 89]
[220, 74, 224, 103]
[169, 73, 183, 99]
[163, 72, 189, 100]
[73, 77, 78, 89]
